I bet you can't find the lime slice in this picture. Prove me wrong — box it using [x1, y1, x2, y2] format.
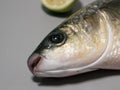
[41, 0, 76, 13]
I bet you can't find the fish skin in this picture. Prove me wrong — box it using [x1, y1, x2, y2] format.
[28, 0, 120, 77]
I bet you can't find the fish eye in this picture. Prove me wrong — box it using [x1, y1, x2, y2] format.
[49, 32, 66, 45]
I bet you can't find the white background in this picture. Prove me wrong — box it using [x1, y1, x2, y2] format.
[0, 0, 120, 90]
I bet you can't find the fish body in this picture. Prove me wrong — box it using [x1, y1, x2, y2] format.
[28, 0, 120, 77]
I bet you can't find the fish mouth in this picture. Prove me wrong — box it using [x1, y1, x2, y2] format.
[27, 53, 42, 75]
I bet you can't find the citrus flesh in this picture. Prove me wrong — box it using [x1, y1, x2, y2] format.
[41, 0, 76, 13]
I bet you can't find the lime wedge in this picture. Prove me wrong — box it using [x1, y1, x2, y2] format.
[41, 0, 76, 13]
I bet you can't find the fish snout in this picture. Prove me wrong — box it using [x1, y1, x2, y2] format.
[27, 53, 42, 74]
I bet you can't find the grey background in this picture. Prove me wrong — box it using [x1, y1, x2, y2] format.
[0, 0, 120, 90]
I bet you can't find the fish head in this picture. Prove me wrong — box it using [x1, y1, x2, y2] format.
[27, 9, 110, 77]
[27, 0, 113, 77]
[27, 22, 102, 77]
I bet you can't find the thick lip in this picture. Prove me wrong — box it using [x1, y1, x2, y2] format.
[27, 53, 42, 74]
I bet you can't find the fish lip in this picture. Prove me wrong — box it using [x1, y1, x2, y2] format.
[27, 53, 44, 75]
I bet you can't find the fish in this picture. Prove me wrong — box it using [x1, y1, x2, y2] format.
[27, 0, 120, 77]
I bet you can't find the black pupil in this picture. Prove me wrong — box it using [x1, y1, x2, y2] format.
[49, 33, 64, 44]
